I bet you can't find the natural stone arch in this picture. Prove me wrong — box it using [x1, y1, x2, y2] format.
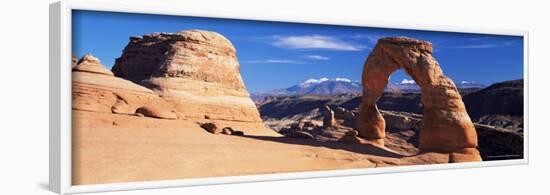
[356, 37, 481, 162]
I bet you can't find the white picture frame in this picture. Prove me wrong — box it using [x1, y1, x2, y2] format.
[49, 1, 529, 194]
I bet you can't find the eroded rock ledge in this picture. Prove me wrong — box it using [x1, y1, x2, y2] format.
[72, 54, 177, 120]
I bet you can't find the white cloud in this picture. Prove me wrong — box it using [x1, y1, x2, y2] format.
[305, 55, 330, 60]
[450, 40, 517, 49]
[469, 37, 491, 41]
[244, 59, 304, 64]
[400, 78, 416, 84]
[349, 34, 382, 42]
[460, 81, 471, 84]
[452, 44, 500, 49]
[272, 35, 365, 51]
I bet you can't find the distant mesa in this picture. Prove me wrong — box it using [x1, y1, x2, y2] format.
[463, 79, 524, 131]
[463, 79, 523, 119]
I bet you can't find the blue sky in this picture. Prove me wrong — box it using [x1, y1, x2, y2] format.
[72, 10, 524, 93]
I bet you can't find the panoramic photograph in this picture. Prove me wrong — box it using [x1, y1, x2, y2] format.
[70, 10, 524, 185]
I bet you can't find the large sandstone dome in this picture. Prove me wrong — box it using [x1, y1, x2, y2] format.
[112, 30, 262, 123]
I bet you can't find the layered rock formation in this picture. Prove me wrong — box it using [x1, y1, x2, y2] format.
[72, 54, 177, 119]
[356, 37, 481, 162]
[463, 79, 524, 132]
[112, 30, 262, 123]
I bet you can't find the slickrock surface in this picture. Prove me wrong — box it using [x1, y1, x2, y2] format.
[72, 110, 450, 185]
[72, 54, 176, 119]
[112, 30, 263, 124]
[356, 37, 481, 162]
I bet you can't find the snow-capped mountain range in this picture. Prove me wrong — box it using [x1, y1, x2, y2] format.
[251, 77, 486, 101]
[386, 78, 486, 92]
[252, 78, 362, 98]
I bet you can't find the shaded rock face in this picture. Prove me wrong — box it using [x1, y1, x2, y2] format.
[463, 79, 524, 132]
[356, 37, 480, 161]
[72, 54, 176, 120]
[135, 106, 177, 120]
[112, 30, 261, 123]
[463, 79, 523, 118]
[200, 122, 219, 134]
[476, 124, 523, 160]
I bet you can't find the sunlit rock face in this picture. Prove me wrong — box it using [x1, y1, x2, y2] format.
[112, 30, 262, 123]
[72, 54, 177, 119]
[356, 37, 481, 162]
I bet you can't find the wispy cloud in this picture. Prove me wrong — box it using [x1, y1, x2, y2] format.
[450, 40, 517, 49]
[271, 35, 366, 51]
[305, 55, 330, 60]
[452, 44, 499, 49]
[243, 59, 304, 64]
[468, 36, 492, 41]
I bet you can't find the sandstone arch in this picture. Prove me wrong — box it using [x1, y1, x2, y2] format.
[356, 37, 481, 162]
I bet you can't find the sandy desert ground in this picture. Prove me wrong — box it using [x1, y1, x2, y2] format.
[72, 110, 450, 185]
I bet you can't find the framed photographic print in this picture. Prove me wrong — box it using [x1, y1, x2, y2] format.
[49, 1, 529, 194]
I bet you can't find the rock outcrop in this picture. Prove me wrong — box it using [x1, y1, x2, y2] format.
[380, 110, 422, 132]
[72, 54, 177, 119]
[356, 37, 481, 162]
[135, 106, 177, 119]
[73, 55, 114, 76]
[285, 130, 314, 139]
[112, 30, 262, 124]
[200, 122, 219, 134]
[321, 105, 336, 127]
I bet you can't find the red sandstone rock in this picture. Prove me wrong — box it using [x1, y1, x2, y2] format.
[338, 135, 365, 144]
[221, 127, 235, 135]
[135, 106, 177, 120]
[72, 54, 176, 119]
[321, 105, 336, 128]
[112, 30, 262, 124]
[356, 37, 480, 162]
[200, 122, 219, 134]
[73, 54, 114, 76]
[345, 130, 359, 136]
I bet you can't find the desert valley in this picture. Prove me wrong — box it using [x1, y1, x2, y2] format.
[71, 30, 524, 185]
